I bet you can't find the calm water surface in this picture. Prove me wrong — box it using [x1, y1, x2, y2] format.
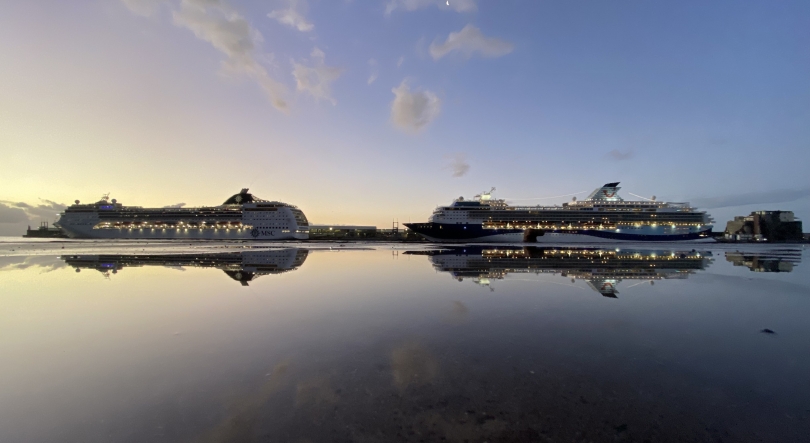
[1, 240, 809, 442]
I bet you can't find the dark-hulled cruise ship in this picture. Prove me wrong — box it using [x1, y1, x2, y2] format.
[405, 183, 714, 243]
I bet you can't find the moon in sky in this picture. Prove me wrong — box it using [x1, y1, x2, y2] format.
[446, 1, 449, 5]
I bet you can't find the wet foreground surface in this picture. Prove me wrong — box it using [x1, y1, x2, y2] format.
[1, 239, 809, 442]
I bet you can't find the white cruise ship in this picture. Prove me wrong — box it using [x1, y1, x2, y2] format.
[405, 182, 714, 243]
[54, 189, 309, 240]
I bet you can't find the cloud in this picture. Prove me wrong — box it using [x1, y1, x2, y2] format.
[429, 24, 514, 60]
[123, 0, 289, 111]
[605, 149, 634, 161]
[396, 55, 404, 67]
[163, 203, 187, 208]
[292, 48, 343, 104]
[26, 199, 67, 219]
[268, 0, 314, 32]
[446, 153, 470, 177]
[367, 59, 378, 85]
[121, 0, 167, 16]
[0, 199, 67, 235]
[690, 188, 810, 209]
[390, 80, 441, 133]
[0, 199, 66, 223]
[0, 203, 29, 224]
[385, 0, 477, 16]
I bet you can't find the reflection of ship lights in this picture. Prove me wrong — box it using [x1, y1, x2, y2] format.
[412, 246, 713, 298]
[61, 249, 309, 286]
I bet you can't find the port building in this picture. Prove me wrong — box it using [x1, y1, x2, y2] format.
[724, 211, 803, 242]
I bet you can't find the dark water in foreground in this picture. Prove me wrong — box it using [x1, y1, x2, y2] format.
[1, 241, 809, 442]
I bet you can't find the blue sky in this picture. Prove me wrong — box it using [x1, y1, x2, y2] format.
[0, 0, 808, 233]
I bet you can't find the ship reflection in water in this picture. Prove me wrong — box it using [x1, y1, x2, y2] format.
[408, 247, 713, 297]
[59, 247, 804, 289]
[62, 248, 309, 285]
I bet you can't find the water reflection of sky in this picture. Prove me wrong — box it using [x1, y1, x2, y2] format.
[0, 244, 808, 442]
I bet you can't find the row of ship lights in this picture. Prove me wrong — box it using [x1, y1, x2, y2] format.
[482, 249, 703, 259]
[471, 249, 705, 275]
[489, 222, 704, 229]
[96, 221, 252, 232]
[83, 197, 293, 233]
[456, 271, 680, 282]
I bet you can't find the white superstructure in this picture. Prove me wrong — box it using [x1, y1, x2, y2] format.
[55, 189, 309, 240]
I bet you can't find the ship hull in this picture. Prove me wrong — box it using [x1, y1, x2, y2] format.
[404, 223, 523, 242]
[405, 223, 714, 243]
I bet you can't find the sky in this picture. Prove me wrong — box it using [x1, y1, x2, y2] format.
[1, 0, 809, 235]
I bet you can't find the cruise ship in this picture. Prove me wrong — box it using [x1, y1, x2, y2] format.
[404, 182, 714, 243]
[54, 189, 309, 240]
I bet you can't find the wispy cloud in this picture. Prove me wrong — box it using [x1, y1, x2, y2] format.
[605, 149, 634, 161]
[446, 153, 470, 177]
[390, 79, 441, 133]
[292, 48, 343, 104]
[268, 0, 314, 32]
[429, 25, 514, 60]
[121, 0, 166, 16]
[385, 0, 477, 16]
[396, 56, 404, 68]
[691, 188, 810, 209]
[123, 0, 289, 112]
[367, 58, 378, 85]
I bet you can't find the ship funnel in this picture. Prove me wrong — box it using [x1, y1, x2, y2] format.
[475, 187, 496, 202]
[585, 182, 623, 202]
